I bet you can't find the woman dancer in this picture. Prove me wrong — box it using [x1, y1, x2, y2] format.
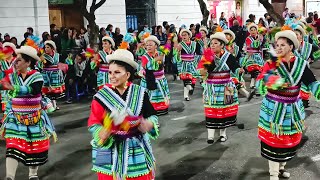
[140, 35, 170, 115]
[198, 32, 241, 144]
[1, 46, 56, 180]
[88, 49, 159, 180]
[256, 28, 320, 180]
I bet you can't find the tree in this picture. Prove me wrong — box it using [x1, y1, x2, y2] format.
[77, 0, 107, 48]
[197, 0, 210, 26]
[259, 0, 285, 26]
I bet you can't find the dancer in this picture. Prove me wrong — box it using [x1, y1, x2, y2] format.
[293, 25, 320, 108]
[198, 32, 241, 144]
[136, 31, 149, 77]
[223, 29, 254, 101]
[88, 49, 159, 180]
[140, 35, 170, 115]
[177, 28, 201, 101]
[41, 40, 65, 110]
[0, 42, 16, 112]
[0, 46, 56, 180]
[91, 36, 115, 89]
[256, 28, 320, 180]
[240, 23, 264, 92]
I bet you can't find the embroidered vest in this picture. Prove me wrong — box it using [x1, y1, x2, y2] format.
[180, 41, 197, 61]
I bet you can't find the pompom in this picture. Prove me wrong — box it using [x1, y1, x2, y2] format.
[216, 26, 223, 32]
[195, 33, 202, 41]
[198, 48, 215, 69]
[159, 43, 172, 56]
[281, 25, 292, 31]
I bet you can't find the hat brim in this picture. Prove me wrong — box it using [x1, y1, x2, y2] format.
[144, 36, 160, 46]
[210, 32, 228, 44]
[223, 29, 235, 42]
[275, 30, 300, 50]
[102, 37, 115, 48]
[180, 29, 192, 37]
[44, 40, 57, 50]
[199, 28, 208, 34]
[107, 54, 138, 70]
[16, 49, 41, 62]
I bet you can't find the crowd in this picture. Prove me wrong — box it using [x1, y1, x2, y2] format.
[0, 7, 320, 180]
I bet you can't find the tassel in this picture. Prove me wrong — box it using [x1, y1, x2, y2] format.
[52, 131, 58, 143]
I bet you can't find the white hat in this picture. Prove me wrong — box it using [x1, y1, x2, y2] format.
[15, 46, 41, 62]
[102, 36, 115, 48]
[199, 26, 208, 34]
[180, 29, 192, 37]
[275, 30, 300, 50]
[294, 25, 306, 37]
[247, 23, 258, 31]
[297, 21, 306, 29]
[44, 40, 57, 50]
[144, 35, 160, 46]
[107, 49, 138, 70]
[3, 42, 16, 51]
[300, 19, 307, 26]
[223, 29, 235, 42]
[210, 32, 228, 44]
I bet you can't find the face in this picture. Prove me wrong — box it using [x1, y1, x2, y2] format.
[116, 28, 120, 34]
[45, 44, 54, 54]
[68, 29, 73, 37]
[102, 40, 112, 50]
[249, 27, 257, 36]
[237, 2, 240, 8]
[15, 54, 31, 72]
[146, 41, 157, 52]
[4, 36, 10, 41]
[181, 32, 190, 41]
[210, 39, 224, 53]
[11, 38, 17, 45]
[199, 30, 205, 38]
[109, 63, 130, 88]
[158, 27, 162, 33]
[109, 26, 113, 32]
[276, 38, 293, 57]
[75, 55, 82, 63]
[294, 30, 303, 42]
[225, 34, 232, 42]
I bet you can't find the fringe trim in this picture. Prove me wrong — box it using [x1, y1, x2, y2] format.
[93, 168, 153, 179]
[258, 120, 305, 136]
[147, 116, 159, 140]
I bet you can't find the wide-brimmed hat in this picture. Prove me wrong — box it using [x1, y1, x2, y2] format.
[3, 42, 16, 51]
[222, 29, 235, 42]
[44, 40, 57, 50]
[199, 26, 208, 34]
[144, 35, 160, 46]
[180, 29, 192, 37]
[275, 30, 300, 50]
[102, 36, 115, 48]
[107, 49, 138, 70]
[15, 46, 41, 62]
[210, 32, 228, 44]
[247, 23, 258, 31]
[294, 25, 306, 37]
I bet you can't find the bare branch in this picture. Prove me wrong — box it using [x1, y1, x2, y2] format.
[93, 0, 107, 12]
[197, 0, 210, 26]
[259, 0, 284, 26]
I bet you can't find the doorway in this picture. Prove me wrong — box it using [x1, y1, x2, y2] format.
[125, 0, 156, 30]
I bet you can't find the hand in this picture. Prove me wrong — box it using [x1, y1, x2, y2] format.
[138, 119, 154, 133]
[155, 56, 163, 64]
[177, 44, 182, 51]
[199, 68, 207, 76]
[2, 81, 14, 90]
[239, 68, 245, 73]
[99, 128, 111, 142]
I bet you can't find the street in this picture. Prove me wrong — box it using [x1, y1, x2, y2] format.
[1, 66, 320, 180]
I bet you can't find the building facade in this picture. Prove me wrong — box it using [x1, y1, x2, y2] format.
[0, 0, 315, 44]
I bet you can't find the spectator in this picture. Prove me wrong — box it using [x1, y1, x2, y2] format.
[195, 23, 201, 34]
[61, 28, 76, 60]
[113, 27, 123, 48]
[106, 24, 113, 38]
[27, 27, 34, 36]
[80, 27, 89, 49]
[3, 33, 11, 43]
[162, 21, 168, 33]
[20, 32, 30, 46]
[258, 18, 266, 27]
[230, 20, 246, 52]
[155, 26, 167, 46]
[73, 29, 82, 49]
[263, 13, 271, 28]
[50, 24, 62, 53]
[0, 33, 3, 43]
[229, 12, 237, 27]
[10, 37, 19, 48]
[282, 8, 289, 19]
[42, 32, 51, 43]
[306, 12, 314, 23]
[98, 27, 106, 49]
[151, 25, 157, 35]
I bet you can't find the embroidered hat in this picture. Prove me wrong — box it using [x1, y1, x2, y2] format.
[102, 36, 115, 48]
[210, 32, 228, 44]
[222, 29, 235, 42]
[44, 40, 57, 50]
[144, 35, 160, 46]
[15, 46, 41, 62]
[180, 29, 192, 37]
[275, 30, 300, 50]
[199, 26, 208, 34]
[3, 42, 16, 51]
[107, 49, 138, 70]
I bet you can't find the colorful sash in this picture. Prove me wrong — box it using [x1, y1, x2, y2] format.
[43, 53, 59, 65]
[99, 50, 113, 63]
[295, 41, 312, 60]
[94, 84, 145, 116]
[0, 60, 13, 71]
[276, 57, 307, 86]
[214, 52, 231, 72]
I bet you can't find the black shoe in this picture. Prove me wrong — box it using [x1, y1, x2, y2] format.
[302, 100, 310, 108]
[173, 74, 177, 81]
[207, 139, 214, 144]
[189, 89, 194, 95]
[185, 97, 190, 101]
[65, 99, 73, 104]
[236, 123, 245, 129]
[247, 90, 255, 101]
[6, 178, 13, 180]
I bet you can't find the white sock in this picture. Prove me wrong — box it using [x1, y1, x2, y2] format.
[184, 87, 189, 98]
[268, 160, 280, 177]
[6, 157, 18, 180]
[52, 100, 57, 108]
[207, 129, 215, 139]
[239, 88, 250, 98]
[250, 78, 256, 88]
[29, 166, 39, 177]
[220, 128, 227, 137]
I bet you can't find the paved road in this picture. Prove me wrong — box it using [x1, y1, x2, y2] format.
[1, 64, 320, 180]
